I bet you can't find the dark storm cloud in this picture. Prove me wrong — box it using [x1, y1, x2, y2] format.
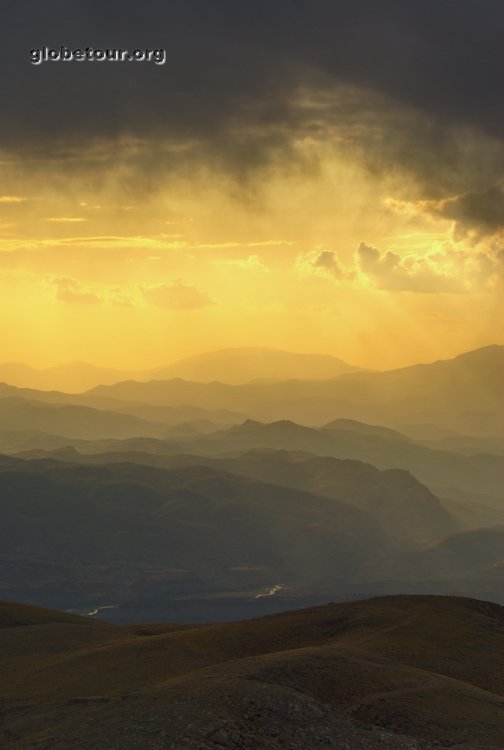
[1, 1, 503, 187]
[435, 186, 504, 236]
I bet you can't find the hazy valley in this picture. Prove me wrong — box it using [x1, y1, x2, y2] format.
[1, 345, 504, 747]
[0, 345, 503, 620]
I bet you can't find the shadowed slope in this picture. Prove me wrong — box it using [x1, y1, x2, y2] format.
[0, 457, 393, 607]
[1, 595, 504, 748]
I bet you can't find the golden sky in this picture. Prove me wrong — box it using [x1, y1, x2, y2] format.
[1, 4, 503, 373]
[1, 130, 503, 371]
[0, 132, 504, 368]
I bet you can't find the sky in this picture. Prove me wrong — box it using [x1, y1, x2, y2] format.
[0, 0, 503, 371]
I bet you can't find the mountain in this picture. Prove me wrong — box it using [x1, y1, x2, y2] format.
[418, 433, 504, 456]
[440, 488, 504, 530]
[400, 526, 504, 578]
[150, 346, 362, 383]
[10, 415, 504, 503]
[11, 447, 458, 548]
[112, 403, 247, 427]
[2, 595, 504, 749]
[2, 345, 503, 435]
[123, 418, 504, 500]
[323, 417, 410, 441]
[84, 345, 504, 433]
[0, 456, 392, 609]
[2, 447, 502, 614]
[0, 348, 361, 392]
[198, 452, 458, 547]
[0, 381, 251, 424]
[363, 527, 504, 597]
[0, 397, 169, 440]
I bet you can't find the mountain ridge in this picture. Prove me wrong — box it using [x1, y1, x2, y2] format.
[0, 347, 362, 391]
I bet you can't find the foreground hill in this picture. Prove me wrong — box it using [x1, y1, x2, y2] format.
[1, 595, 504, 748]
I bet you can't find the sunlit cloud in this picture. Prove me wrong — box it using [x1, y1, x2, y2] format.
[296, 248, 351, 282]
[385, 187, 504, 243]
[297, 241, 501, 295]
[49, 276, 102, 304]
[46, 217, 87, 223]
[355, 243, 466, 293]
[0, 195, 27, 203]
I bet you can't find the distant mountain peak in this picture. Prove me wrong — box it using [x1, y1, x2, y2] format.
[149, 347, 363, 385]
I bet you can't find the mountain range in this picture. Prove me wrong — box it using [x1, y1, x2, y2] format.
[1, 345, 503, 436]
[0, 347, 361, 391]
[79, 345, 504, 434]
[14, 416, 503, 502]
[0, 344, 503, 620]
[0, 454, 394, 609]
[3, 448, 503, 617]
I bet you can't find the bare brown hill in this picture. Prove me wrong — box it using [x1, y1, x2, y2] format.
[1, 595, 504, 749]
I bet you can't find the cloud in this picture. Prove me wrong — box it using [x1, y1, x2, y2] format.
[432, 186, 504, 240]
[296, 249, 349, 281]
[49, 277, 102, 304]
[46, 217, 87, 223]
[387, 185, 504, 243]
[0, 2, 503, 198]
[298, 241, 501, 294]
[312, 250, 346, 278]
[0, 195, 26, 203]
[139, 281, 213, 310]
[356, 242, 467, 293]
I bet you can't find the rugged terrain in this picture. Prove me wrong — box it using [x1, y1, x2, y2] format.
[1, 595, 504, 749]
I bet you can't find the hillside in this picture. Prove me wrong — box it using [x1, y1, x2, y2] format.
[52, 449, 456, 548]
[202, 451, 458, 546]
[1, 595, 504, 748]
[0, 397, 168, 440]
[0, 456, 393, 609]
[52, 418, 502, 500]
[188, 420, 504, 499]
[14, 446, 504, 620]
[365, 526, 504, 583]
[10, 414, 504, 508]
